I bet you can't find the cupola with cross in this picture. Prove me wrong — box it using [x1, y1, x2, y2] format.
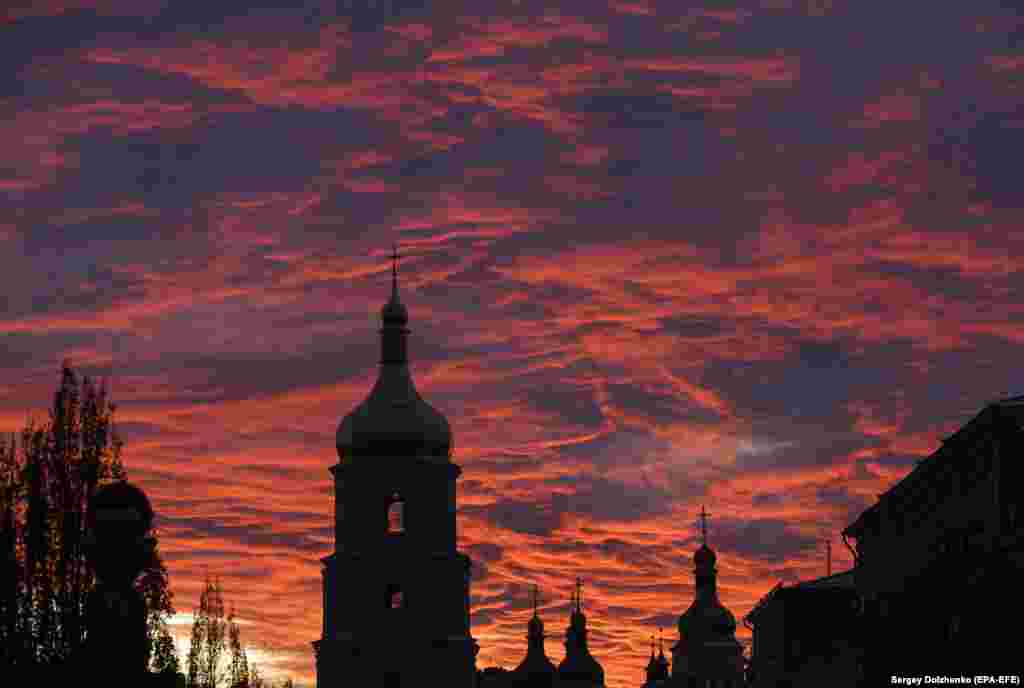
[557, 578, 606, 687]
[670, 506, 745, 688]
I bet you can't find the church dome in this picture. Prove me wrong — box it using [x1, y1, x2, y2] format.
[335, 369, 452, 460]
[335, 253, 452, 462]
[528, 614, 545, 637]
[677, 596, 738, 637]
[558, 582, 604, 685]
[694, 543, 716, 566]
[514, 636, 556, 678]
[557, 647, 604, 685]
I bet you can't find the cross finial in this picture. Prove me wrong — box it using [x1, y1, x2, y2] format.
[575, 577, 583, 612]
[532, 584, 539, 616]
[700, 505, 710, 545]
[391, 243, 399, 293]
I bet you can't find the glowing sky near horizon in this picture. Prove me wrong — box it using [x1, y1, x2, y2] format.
[2, 1, 1023, 686]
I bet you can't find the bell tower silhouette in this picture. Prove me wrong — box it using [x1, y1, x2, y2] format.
[313, 247, 478, 687]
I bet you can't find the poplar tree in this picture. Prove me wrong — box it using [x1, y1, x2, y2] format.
[228, 606, 249, 688]
[202, 578, 227, 688]
[0, 362, 173, 668]
[187, 576, 228, 688]
[150, 613, 180, 675]
[0, 434, 21, 664]
[186, 578, 266, 688]
[187, 603, 205, 688]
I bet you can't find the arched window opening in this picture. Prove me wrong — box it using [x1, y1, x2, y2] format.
[388, 493, 404, 534]
[387, 583, 404, 609]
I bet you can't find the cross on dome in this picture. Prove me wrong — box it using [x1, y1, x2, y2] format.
[700, 505, 711, 545]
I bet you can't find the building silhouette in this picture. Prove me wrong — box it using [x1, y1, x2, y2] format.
[743, 569, 860, 688]
[669, 507, 745, 688]
[510, 585, 557, 687]
[309, 253, 764, 688]
[478, 581, 605, 688]
[841, 395, 1024, 680]
[313, 248, 478, 688]
[640, 631, 670, 688]
[557, 578, 605, 687]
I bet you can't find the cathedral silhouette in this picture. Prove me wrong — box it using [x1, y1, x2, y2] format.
[312, 250, 747, 688]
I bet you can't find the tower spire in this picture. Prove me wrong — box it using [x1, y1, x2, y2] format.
[392, 243, 399, 291]
[533, 584, 539, 617]
[700, 505, 710, 546]
[575, 577, 583, 613]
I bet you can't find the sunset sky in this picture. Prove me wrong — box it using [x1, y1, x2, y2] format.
[2, 1, 1023, 686]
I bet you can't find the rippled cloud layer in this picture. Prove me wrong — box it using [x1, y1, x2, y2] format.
[3, 1, 1022, 686]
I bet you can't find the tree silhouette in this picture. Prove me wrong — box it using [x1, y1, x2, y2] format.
[186, 577, 267, 688]
[228, 605, 250, 688]
[0, 362, 173, 670]
[187, 597, 205, 688]
[187, 576, 227, 688]
[151, 612, 180, 675]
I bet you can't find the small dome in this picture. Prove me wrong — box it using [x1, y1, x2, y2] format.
[528, 614, 544, 636]
[694, 543, 716, 567]
[381, 287, 408, 324]
[571, 608, 587, 626]
[514, 644, 556, 678]
[557, 649, 604, 685]
[559, 597, 603, 685]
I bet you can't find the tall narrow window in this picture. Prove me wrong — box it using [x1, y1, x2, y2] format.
[388, 493, 404, 533]
[387, 584, 404, 609]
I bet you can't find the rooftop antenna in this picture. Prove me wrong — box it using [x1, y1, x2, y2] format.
[107, 331, 119, 454]
[110, 332, 119, 400]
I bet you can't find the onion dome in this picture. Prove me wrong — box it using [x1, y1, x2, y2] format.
[644, 633, 670, 683]
[527, 613, 546, 639]
[694, 543, 716, 567]
[335, 247, 452, 462]
[677, 506, 740, 640]
[557, 578, 605, 686]
[677, 593, 738, 638]
[654, 631, 669, 679]
[645, 639, 659, 681]
[514, 585, 557, 682]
